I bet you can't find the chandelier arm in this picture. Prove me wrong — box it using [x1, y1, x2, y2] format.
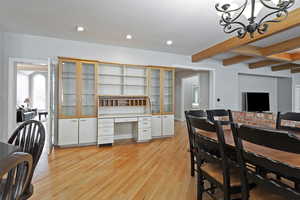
[219, 0, 248, 24]
[223, 21, 247, 33]
[259, 0, 294, 10]
[258, 9, 288, 25]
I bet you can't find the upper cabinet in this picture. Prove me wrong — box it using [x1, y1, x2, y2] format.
[163, 69, 174, 114]
[97, 63, 148, 96]
[149, 67, 175, 115]
[80, 62, 97, 117]
[58, 58, 97, 119]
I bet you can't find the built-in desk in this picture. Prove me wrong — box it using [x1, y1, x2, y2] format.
[98, 113, 152, 145]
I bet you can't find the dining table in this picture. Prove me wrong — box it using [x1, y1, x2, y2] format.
[0, 141, 20, 162]
[196, 126, 300, 190]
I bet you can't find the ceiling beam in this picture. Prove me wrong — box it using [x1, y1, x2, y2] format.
[292, 52, 300, 61]
[291, 67, 300, 73]
[223, 55, 253, 66]
[249, 60, 283, 69]
[232, 45, 292, 60]
[271, 63, 297, 71]
[260, 36, 300, 56]
[192, 8, 300, 62]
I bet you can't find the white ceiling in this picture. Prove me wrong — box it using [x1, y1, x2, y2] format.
[0, 0, 299, 55]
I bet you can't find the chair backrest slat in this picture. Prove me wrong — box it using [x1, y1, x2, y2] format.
[231, 123, 300, 199]
[0, 152, 32, 200]
[206, 109, 233, 125]
[276, 112, 300, 132]
[8, 120, 45, 196]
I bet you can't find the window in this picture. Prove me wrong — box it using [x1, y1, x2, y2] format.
[32, 74, 46, 110]
[17, 72, 29, 106]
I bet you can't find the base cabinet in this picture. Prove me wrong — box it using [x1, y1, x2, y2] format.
[98, 118, 114, 145]
[162, 115, 174, 136]
[58, 119, 79, 145]
[151, 115, 174, 137]
[151, 116, 162, 137]
[58, 118, 97, 146]
[79, 118, 97, 144]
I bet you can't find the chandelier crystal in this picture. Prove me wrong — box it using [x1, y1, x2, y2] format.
[215, 0, 295, 38]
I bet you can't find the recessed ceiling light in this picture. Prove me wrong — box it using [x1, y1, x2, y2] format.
[166, 40, 173, 46]
[126, 34, 133, 40]
[76, 26, 85, 32]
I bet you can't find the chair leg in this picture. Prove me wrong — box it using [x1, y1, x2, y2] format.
[190, 152, 195, 177]
[197, 171, 204, 200]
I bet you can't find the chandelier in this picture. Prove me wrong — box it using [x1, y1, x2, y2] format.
[215, 0, 295, 38]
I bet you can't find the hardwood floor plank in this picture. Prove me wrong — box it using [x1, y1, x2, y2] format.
[29, 122, 213, 200]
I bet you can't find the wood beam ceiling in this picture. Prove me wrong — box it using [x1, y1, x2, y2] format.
[260, 36, 300, 56]
[223, 55, 253, 66]
[192, 8, 300, 62]
[292, 52, 300, 61]
[271, 63, 297, 71]
[248, 60, 283, 69]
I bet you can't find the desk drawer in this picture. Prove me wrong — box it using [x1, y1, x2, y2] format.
[139, 128, 151, 141]
[98, 127, 114, 136]
[98, 136, 114, 144]
[115, 117, 137, 123]
[138, 120, 151, 129]
[98, 119, 114, 128]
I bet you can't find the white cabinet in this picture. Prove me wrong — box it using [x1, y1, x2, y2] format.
[98, 118, 114, 144]
[151, 116, 162, 137]
[79, 118, 97, 144]
[137, 117, 152, 141]
[162, 115, 174, 136]
[58, 119, 79, 145]
[58, 118, 97, 146]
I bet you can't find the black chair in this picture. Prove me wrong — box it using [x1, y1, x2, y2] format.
[189, 116, 243, 200]
[231, 124, 300, 200]
[0, 152, 33, 200]
[276, 112, 300, 132]
[8, 120, 45, 199]
[206, 109, 233, 125]
[185, 110, 207, 177]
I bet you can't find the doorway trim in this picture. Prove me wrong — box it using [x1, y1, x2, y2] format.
[7, 57, 48, 139]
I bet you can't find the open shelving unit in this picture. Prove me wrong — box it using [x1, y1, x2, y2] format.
[97, 63, 148, 96]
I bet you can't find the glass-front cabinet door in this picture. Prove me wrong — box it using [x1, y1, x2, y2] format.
[150, 69, 161, 114]
[163, 70, 174, 113]
[59, 60, 78, 118]
[80, 62, 96, 117]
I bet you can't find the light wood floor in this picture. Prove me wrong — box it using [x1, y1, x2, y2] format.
[30, 122, 201, 200]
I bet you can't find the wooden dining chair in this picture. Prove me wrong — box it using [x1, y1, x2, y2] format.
[8, 120, 45, 199]
[189, 116, 244, 200]
[206, 109, 233, 125]
[231, 124, 300, 200]
[276, 112, 300, 132]
[184, 110, 208, 177]
[0, 152, 32, 200]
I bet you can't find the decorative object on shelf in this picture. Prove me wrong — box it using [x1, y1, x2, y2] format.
[215, 0, 295, 38]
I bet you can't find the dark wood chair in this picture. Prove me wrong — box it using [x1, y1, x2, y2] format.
[0, 152, 33, 200]
[189, 116, 244, 200]
[206, 109, 233, 125]
[184, 110, 208, 177]
[231, 123, 300, 200]
[276, 112, 300, 132]
[8, 120, 45, 199]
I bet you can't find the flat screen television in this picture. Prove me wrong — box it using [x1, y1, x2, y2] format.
[242, 92, 270, 112]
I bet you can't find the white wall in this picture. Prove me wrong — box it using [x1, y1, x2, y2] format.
[0, 31, 295, 140]
[277, 77, 292, 112]
[238, 74, 278, 112]
[292, 73, 300, 112]
[0, 32, 4, 141]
